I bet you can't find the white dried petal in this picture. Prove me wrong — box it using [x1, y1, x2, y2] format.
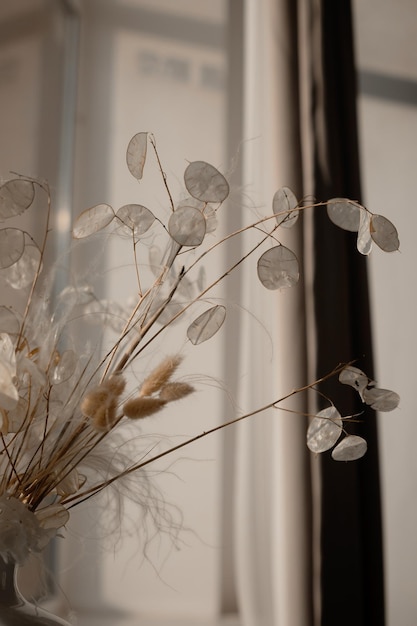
[72, 204, 114, 239]
[331, 435, 367, 461]
[187, 305, 226, 345]
[2, 244, 41, 289]
[307, 406, 343, 453]
[362, 387, 400, 411]
[339, 365, 369, 399]
[0, 496, 59, 564]
[272, 187, 299, 228]
[116, 204, 155, 236]
[0, 228, 25, 269]
[327, 198, 361, 232]
[126, 132, 148, 180]
[184, 161, 229, 203]
[50, 350, 77, 385]
[35, 503, 70, 530]
[357, 208, 372, 255]
[168, 205, 206, 246]
[0, 179, 35, 220]
[257, 245, 299, 290]
[370, 214, 400, 252]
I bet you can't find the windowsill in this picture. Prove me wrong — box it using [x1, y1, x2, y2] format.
[45, 598, 240, 626]
[75, 614, 239, 626]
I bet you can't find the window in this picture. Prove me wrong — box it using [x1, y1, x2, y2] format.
[65, 0, 234, 622]
[354, 1, 417, 623]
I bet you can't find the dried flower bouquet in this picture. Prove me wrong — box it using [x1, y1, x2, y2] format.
[0, 132, 399, 565]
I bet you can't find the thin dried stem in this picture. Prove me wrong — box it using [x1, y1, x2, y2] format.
[63, 362, 350, 508]
[149, 134, 175, 213]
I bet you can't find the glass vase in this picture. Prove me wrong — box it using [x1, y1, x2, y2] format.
[0, 558, 70, 625]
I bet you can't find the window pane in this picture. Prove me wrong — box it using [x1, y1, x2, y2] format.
[66, 0, 229, 620]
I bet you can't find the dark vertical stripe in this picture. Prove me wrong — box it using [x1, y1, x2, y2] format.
[311, 1, 385, 625]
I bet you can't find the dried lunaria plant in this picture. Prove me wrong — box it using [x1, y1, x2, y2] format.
[0, 132, 400, 564]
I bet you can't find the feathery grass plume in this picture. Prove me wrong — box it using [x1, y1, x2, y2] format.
[104, 374, 126, 396]
[81, 374, 126, 431]
[80, 389, 111, 418]
[159, 382, 195, 402]
[123, 396, 167, 420]
[139, 355, 183, 397]
[92, 403, 118, 432]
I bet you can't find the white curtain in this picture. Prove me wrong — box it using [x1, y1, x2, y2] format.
[233, 1, 313, 624]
